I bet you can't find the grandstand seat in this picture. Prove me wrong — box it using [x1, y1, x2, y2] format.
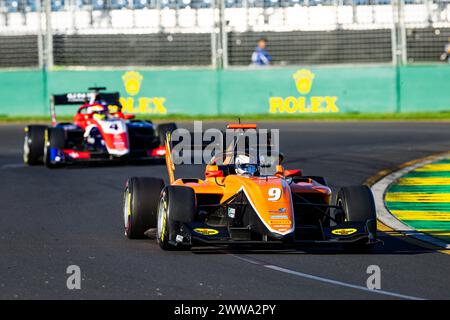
[92, 0, 106, 10]
[160, 0, 177, 9]
[52, 0, 65, 11]
[225, 0, 243, 8]
[179, 0, 193, 9]
[0, 0, 407, 14]
[133, 0, 146, 9]
[191, 0, 210, 9]
[110, 0, 128, 9]
[26, 0, 36, 12]
[80, 0, 92, 6]
[5, 0, 19, 13]
[3, 0, 82, 12]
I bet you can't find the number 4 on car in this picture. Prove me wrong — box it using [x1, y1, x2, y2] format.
[23, 87, 176, 168]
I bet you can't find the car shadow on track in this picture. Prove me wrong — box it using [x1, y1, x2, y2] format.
[190, 247, 432, 255]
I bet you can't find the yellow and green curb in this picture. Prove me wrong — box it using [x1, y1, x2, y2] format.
[385, 157, 450, 244]
[368, 152, 450, 253]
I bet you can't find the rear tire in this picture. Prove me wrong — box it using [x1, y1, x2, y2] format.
[124, 177, 165, 239]
[335, 186, 377, 252]
[23, 125, 47, 165]
[157, 186, 195, 250]
[44, 127, 66, 168]
[157, 123, 177, 145]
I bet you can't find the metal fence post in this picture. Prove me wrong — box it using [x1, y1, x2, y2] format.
[156, 0, 162, 33]
[36, 0, 44, 69]
[243, 0, 249, 32]
[211, 0, 227, 69]
[220, 0, 228, 69]
[398, 0, 407, 65]
[391, 1, 398, 66]
[391, 0, 407, 113]
[211, 0, 218, 69]
[44, 0, 53, 69]
[35, 0, 47, 114]
[211, 31, 218, 69]
[426, 0, 433, 25]
[351, 0, 357, 24]
[392, 0, 407, 66]
[71, 0, 78, 32]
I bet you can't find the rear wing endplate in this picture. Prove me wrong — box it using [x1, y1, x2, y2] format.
[50, 92, 121, 125]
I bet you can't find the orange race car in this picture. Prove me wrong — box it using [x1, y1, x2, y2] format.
[122, 123, 379, 251]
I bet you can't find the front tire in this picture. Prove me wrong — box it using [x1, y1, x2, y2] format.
[335, 186, 377, 252]
[157, 186, 195, 250]
[23, 125, 47, 165]
[124, 177, 165, 239]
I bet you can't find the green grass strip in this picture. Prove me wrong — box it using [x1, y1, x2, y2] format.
[386, 202, 450, 211]
[402, 220, 450, 230]
[403, 171, 450, 178]
[388, 185, 450, 193]
[433, 159, 450, 164]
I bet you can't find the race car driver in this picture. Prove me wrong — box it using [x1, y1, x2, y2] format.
[235, 154, 259, 176]
[84, 104, 110, 149]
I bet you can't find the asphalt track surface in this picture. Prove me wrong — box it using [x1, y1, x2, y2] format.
[1, 122, 450, 300]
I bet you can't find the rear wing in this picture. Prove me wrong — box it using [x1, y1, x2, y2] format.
[50, 91, 121, 125]
[227, 123, 257, 130]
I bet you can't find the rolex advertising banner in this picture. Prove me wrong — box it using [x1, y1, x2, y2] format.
[0, 65, 449, 116]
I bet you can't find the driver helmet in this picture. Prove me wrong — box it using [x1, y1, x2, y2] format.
[90, 105, 108, 121]
[235, 154, 258, 176]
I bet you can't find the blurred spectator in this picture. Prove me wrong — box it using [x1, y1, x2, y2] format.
[440, 37, 450, 63]
[251, 38, 272, 66]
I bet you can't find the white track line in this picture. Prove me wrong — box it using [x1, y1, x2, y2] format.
[371, 153, 450, 250]
[230, 254, 425, 300]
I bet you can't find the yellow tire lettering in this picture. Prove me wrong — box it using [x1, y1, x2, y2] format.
[127, 192, 132, 217]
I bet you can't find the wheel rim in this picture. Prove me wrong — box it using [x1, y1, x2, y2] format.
[43, 145, 48, 164]
[43, 129, 50, 165]
[123, 188, 131, 234]
[23, 135, 30, 163]
[157, 193, 167, 241]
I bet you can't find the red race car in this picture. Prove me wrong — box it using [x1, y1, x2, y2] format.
[23, 87, 176, 168]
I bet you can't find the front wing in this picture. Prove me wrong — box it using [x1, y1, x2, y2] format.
[48, 147, 166, 165]
[178, 220, 378, 248]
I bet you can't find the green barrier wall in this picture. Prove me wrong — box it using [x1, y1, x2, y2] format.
[0, 65, 449, 116]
